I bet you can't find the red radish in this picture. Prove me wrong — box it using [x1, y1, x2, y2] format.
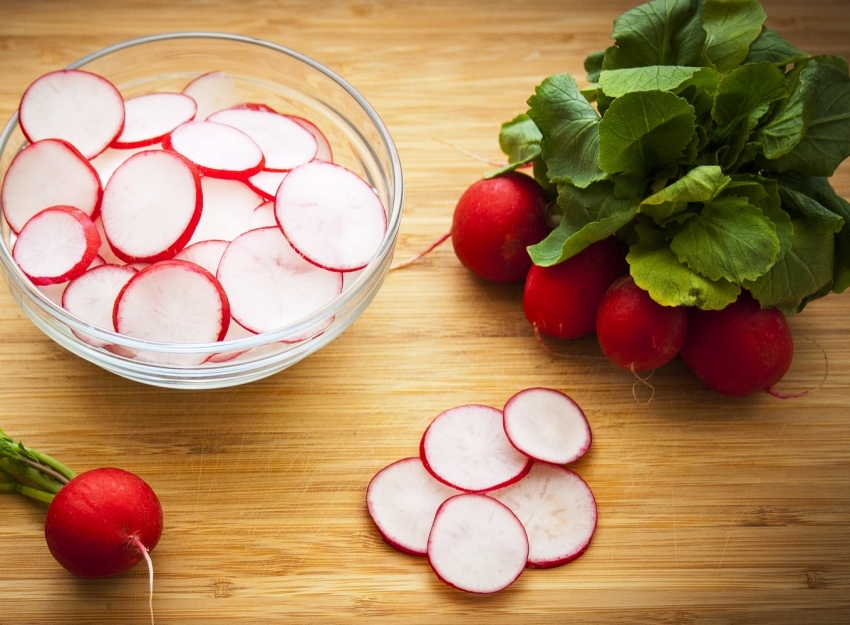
[18, 69, 125, 159]
[100, 149, 202, 263]
[502, 387, 591, 465]
[286, 114, 333, 162]
[208, 107, 317, 171]
[366, 457, 462, 556]
[427, 493, 529, 594]
[451, 172, 551, 283]
[490, 463, 597, 568]
[275, 161, 387, 272]
[596, 275, 688, 371]
[419, 404, 532, 493]
[174, 239, 229, 276]
[216, 226, 343, 333]
[523, 237, 628, 339]
[163, 120, 265, 179]
[62, 264, 137, 346]
[1, 138, 102, 233]
[112, 92, 197, 149]
[181, 70, 243, 121]
[13, 206, 101, 286]
[45, 468, 163, 578]
[680, 292, 794, 397]
[250, 200, 277, 229]
[188, 177, 263, 245]
[113, 260, 230, 347]
[246, 170, 288, 200]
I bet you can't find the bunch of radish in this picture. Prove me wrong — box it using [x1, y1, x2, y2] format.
[1, 68, 387, 363]
[442, 172, 795, 398]
[367, 387, 597, 594]
[0, 427, 162, 620]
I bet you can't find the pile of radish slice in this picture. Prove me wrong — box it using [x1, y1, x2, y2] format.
[1, 68, 387, 362]
[367, 387, 597, 594]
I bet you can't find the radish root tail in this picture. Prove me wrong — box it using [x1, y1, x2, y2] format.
[390, 231, 451, 271]
[131, 534, 155, 625]
[766, 334, 829, 399]
[630, 365, 655, 405]
[431, 137, 507, 167]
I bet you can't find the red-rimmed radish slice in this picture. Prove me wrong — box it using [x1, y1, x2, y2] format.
[207, 108, 317, 171]
[188, 178, 263, 245]
[275, 161, 387, 272]
[90, 145, 156, 187]
[112, 92, 197, 149]
[113, 260, 230, 345]
[234, 102, 277, 113]
[490, 463, 597, 569]
[94, 218, 122, 265]
[37, 282, 67, 305]
[367, 457, 462, 556]
[174, 239, 229, 276]
[250, 200, 277, 229]
[286, 115, 333, 162]
[18, 69, 125, 159]
[502, 387, 592, 465]
[12, 206, 101, 286]
[181, 71, 243, 121]
[1, 138, 102, 233]
[205, 321, 257, 364]
[62, 264, 138, 347]
[419, 404, 532, 493]
[89, 255, 106, 269]
[246, 170, 287, 200]
[100, 150, 202, 263]
[163, 121, 264, 179]
[427, 493, 528, 594]
[216, 226, 342, 334]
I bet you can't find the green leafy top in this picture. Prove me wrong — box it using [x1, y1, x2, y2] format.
[492, 0, 850, 314]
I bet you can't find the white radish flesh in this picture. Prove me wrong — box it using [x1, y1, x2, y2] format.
[427, 494, 528, 594]
[18, 69, 125, 159]
[100, 150, 201, 263]
[188, 177, 263, 245]
[366, 457, 461, 556]
[113, 260, 230, 345]
[12, 206, 101, 286]
[275, 161, 387, 272]
[502, 387, 592, 465]
[112, 92, 197, 149]
[419, 404, 532, 493]
[286, 115, 333, 162]
[216, 226, 342, 334]
[164, 121, 264, 179]
[250, 200, 277, 229]
[90, 145, 156, 187]
[246, 170, 287, 200]
[182, 71, 243, 121]
[208, 108, 317, 171]
[490, 463, 597, 568]
[174, 239, 229, 276]
[1, 138, 102, 233]
[62, 264, 138, 346]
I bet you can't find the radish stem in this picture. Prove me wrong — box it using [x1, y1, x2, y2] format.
[0, 430, 77, 503]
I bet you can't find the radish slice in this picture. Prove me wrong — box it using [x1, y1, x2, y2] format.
[367, 457, 462, 556]
[246, 170, 287, 200]
[1, 138, 102, 233]
[250, 200, 277, 229]
[216, 226, 343, 334]
[188, 178, 263, 245]
[275, 161, 387, 272]
[164, 121, 264, 179]
[207, 108, 317, 171]
[18, 69, 125, 159]
[62, 264, 138, 346]
[419, 404, 533, 493]
[490, 463, 597, 568]
[113, 260, 230, 346]
[174, 239, 229, 276]
[100, 150, 202, 263]
[112, 92, 197, 149]
[427, 494, 528, 594]
[502, 387, 592, 465]
[182, 71, 243, 121]
[90, 145, 156, 187]
[13, 206, 101, 286]
[286, 115, 333, 162]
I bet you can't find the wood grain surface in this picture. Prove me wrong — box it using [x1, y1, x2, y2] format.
[1, 1, 849, 623]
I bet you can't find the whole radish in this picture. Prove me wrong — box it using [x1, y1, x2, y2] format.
[451, 172, 551, 282]
[523, 237, 628, 339]
[680, 292, 794, 397]
[596, 275, 688, 371]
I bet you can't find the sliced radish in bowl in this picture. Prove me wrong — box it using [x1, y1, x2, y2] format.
[112, 92, 197, 149]
[62, 264, 138, 347]
[286, 115, 333, 162]
[181, 70, 243, 121]
[188, 177, 263, 245]
[163, 120, 264, 179]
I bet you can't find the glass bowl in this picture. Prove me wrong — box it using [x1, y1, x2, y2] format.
[0, 33, 403, 389]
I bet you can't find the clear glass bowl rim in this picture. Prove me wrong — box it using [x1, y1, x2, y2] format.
[0, 32, 404, 356]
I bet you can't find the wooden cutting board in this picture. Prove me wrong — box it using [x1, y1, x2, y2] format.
[0, 1, 848, 623]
